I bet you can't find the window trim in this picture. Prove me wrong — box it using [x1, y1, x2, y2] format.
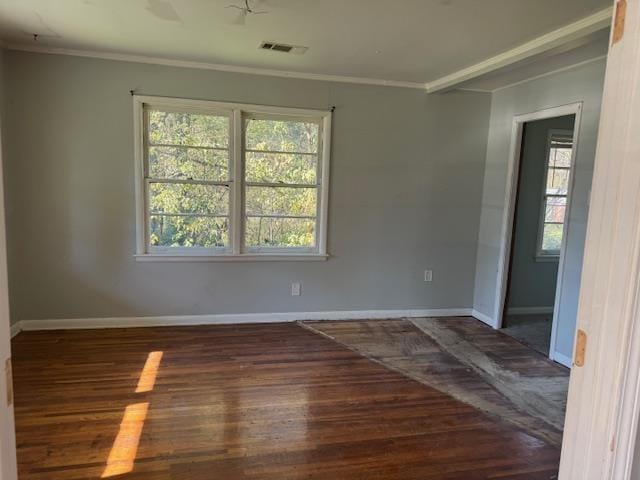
[535, 128, 574, 260]
[133, 95, 332, 261]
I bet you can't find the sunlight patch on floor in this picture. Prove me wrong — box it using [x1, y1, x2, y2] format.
[102, 351, 164, 477]
[102, 402, 149, 478]
[136, 351, 163, 393]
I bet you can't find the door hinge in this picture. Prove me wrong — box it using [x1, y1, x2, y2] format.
[574, 329, 587, 367]
[5, 357, 13, 406]
[613, 0, 627, 45]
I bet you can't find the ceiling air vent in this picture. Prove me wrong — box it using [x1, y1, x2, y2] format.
[259, 41, 308, 55]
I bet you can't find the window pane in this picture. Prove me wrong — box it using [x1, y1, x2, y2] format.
[549, 147, 572, 168]
[149, 146, 229, 182]
[245, 118, 318, 153]
[149, 183, 229, 215]
[542, 223, 564, 252]
[546, 168, 570, 195]
[245, 217, 315, 248]
[245, 186, 317, 217]
[544, 196, 567, 223]
[148, 110, 229, 148]
[245, 152, 317, 184]
[150, 215, 228, 248]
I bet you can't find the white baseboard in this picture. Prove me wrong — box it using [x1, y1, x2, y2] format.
[10, 322, 21, 338]
[552, 351, 573, 368]
[471, 309, 496, 328]
[507, 306, 554, 315]
[16, 308, 473, 332]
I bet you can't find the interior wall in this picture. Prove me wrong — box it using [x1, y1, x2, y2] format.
[473, 58, 606, 363]
[506, 115, 574, 311]
[2, 50, 491, 323]
[0, 47, 18, 480]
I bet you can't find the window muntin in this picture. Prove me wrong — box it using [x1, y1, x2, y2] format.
[137, 98, 330, 258]
[537, 130, 574, 257]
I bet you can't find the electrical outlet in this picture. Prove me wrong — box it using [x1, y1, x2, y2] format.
[424, 270, 433, 282]
[291, 282, 301, 296]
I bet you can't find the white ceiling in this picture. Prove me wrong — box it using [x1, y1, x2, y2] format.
[0, 0, 612, 86]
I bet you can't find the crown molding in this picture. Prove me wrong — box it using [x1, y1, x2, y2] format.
[490, 54, 607, 93]
[5, 43, 428, 90]
[455, 87, 493, 93]
[425, 6, 613, 93]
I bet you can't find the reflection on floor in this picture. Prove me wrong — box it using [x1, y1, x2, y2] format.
[303, 316, 569, 447]
[502, 313, 554, 355]
[11, 323, 561, 479]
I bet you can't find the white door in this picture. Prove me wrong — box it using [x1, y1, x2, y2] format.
[559, 0, 640, 478]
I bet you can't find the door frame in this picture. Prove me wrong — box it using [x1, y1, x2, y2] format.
[492, 102, 582, 365]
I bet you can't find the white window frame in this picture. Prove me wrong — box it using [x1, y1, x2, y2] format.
[535, 128, 574, 261]
[133, 95, 331, 262]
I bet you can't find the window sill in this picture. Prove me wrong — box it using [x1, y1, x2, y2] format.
[134, 253, 329, 263]
[535, 255, 560, 263]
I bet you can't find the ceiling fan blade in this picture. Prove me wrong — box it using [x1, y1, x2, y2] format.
[21, 30, 60, 40]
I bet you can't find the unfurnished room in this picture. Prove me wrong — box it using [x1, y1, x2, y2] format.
[1, 1, 640, 479]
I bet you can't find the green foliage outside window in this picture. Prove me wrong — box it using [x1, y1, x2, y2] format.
[146, 110, 320, 249]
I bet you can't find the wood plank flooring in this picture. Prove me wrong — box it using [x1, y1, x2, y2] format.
[303, 318, 569, 447]
[11, 323, 560, 479]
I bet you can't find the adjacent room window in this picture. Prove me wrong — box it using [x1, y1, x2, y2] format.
[134, 96, 331, 260]
[537, 129, 574, 258]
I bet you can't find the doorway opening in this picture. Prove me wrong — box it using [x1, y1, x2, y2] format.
[493, 103, 583, 368]
[502, 115, 576, 356]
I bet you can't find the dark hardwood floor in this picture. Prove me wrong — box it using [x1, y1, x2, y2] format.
[303, 318, 569, 447]
[11, 323, 560, 479]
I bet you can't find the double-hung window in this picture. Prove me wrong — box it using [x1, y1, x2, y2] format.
[536, 129, 574, 259]
[134, 96, 331, 261]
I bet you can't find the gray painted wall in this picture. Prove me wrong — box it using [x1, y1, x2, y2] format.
[1, 51, 491, 323]
[473, 59, 606, 361]
[506, 115, 574, 310]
